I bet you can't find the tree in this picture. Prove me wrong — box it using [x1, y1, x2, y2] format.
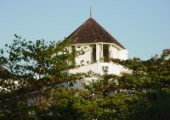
[0, 35, 170, 120]
[85, 49, 170, 120]
[0, 35, 77, 119]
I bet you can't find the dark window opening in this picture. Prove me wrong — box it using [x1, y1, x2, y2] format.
[91, 45, 96, 63]
[103, 44, 109, 62]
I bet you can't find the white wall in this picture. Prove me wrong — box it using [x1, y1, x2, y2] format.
[110, 45, 128, 60]
[73, 43, 128, 66]
[68, 43, 129, 76]
[75, 45, 92, 66]
[110, 46, 118, 59]
[117, 50, 128, 60]
[66, 62, 130, 76]
[68, 62, 99, 74]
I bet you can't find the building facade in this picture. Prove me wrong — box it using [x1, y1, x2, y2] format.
[64, 17, 129, 77]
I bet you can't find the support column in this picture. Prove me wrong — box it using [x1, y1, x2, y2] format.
[101, 43, 103, 62]
[96, 44, 100, 62]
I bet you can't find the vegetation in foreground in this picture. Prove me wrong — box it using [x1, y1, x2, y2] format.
[0, 35, 170, 120]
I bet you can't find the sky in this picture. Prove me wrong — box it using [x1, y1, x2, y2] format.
[0, 0, 170, 59]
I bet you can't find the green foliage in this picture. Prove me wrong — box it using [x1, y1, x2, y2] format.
[0, 35, 170, 120]
[0, 35, 76, 119]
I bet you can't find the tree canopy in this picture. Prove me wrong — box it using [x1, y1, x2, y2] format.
[0, 36, 170, 120]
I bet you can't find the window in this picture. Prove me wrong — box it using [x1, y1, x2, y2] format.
[103, 44, 109, 62]
[91, 45, 96, 63]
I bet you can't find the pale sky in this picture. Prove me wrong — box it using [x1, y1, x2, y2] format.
[0, 0, 170, 59]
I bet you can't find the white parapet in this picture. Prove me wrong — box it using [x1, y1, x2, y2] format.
[64, 62, 130, 76]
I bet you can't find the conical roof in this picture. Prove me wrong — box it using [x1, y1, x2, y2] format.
[67, 18, 125, 49]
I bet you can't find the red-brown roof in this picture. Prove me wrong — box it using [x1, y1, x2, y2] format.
[67, 18, 125, 49]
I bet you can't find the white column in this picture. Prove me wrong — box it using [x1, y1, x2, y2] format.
[109, 44, 112, 60]
[101, 44, 103, 61]
[96, 44, 100, 62]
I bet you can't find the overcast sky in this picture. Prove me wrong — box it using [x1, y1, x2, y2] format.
[0, 0, 170, 59]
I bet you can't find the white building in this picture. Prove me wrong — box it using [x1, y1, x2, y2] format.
[64, 17, 129, 80]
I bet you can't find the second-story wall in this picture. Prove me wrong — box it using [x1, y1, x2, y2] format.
[75, 45, 92, 66]
[71, 43, 128, 66]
